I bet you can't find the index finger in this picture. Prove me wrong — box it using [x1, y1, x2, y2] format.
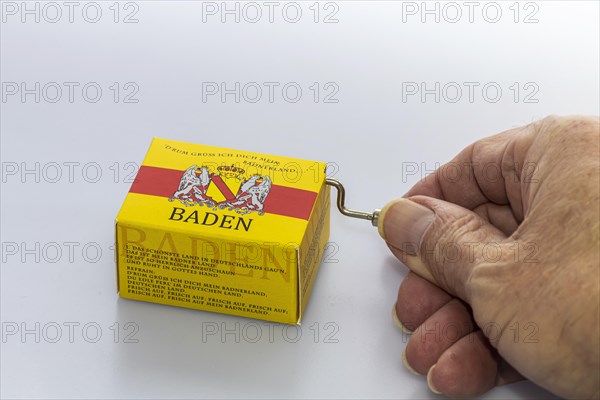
[404, 122, 538, 221]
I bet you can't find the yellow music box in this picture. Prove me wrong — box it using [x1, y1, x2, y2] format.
[115, 138, 330, 324]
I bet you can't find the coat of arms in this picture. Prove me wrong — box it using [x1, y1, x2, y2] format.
[168, 165, 271, 215]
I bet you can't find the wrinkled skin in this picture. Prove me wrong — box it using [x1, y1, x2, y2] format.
[380, 116, 599, 399]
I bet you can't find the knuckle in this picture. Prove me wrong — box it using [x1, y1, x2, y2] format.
[442, 212, 486, 244]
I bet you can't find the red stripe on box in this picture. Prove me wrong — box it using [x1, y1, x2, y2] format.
[129, 165, 318, 220]
[130, 165, 180, 197]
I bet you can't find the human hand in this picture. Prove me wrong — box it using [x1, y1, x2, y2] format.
[379, 116, 599, 398]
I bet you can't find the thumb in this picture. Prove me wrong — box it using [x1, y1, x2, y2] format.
[379, 196, 507, 301]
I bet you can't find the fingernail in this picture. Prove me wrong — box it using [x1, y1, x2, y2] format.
[427, 364, 442, 395]
[402, 348, 421, 376]
[392, 303, 413, 334]
[380, 198, 435, 256]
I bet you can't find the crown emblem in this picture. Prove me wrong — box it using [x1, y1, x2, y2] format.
[217, 164, 245, 179]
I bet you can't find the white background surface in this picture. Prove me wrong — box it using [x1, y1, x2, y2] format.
[1, 1, 598, 398]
